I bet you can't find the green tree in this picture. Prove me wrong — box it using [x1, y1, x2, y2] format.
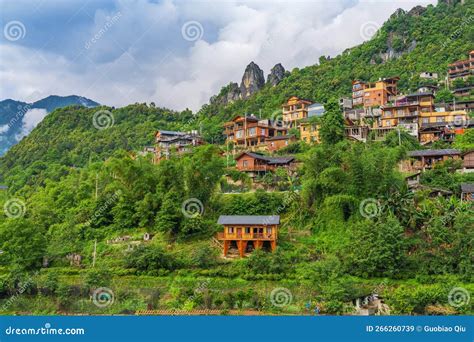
[319, 99, 345, 145]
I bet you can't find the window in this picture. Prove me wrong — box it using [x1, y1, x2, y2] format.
[285, 140, 288, 145]
[422, 118, 429, 124]
[228, 227, 234, 234]
[248, 127, 256, 136]
[261, 128, 265, 135]
[243, 160, 248, 167]
[245, 227, 250, 234]
[436, 117, 445, 123]
[270, 142, 274, 147]
[236, 130, 243, 138]
[266, 227, 272, 235]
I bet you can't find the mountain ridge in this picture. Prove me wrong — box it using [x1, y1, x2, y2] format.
[0, 95, 99, 155]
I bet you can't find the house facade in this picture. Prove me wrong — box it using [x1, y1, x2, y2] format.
[401, 149, 462, 172]
[235, 152, 295, 177]
[281, 96, 313, 128]
[448, 50, 474, 82]
[461, 183, 474, 201]
[223, 115, 288, 149]
[352, 77, 399, 108]
[217, 215, 279, 257]
[155, 130, 204, 162]
[266, 135, 296, 152]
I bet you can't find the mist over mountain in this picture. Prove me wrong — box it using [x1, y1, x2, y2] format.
[0, 95, 99, 155]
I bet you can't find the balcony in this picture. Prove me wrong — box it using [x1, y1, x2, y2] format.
[217, 232, 275, 240]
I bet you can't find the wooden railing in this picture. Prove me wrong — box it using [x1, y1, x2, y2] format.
[217, 232, 275, 240]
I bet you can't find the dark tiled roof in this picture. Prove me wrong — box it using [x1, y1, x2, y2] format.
[266, 135, 295, 141]
[218, 215, 280, 225]
[407, 149, 461, 157]
[236, 152, 295, 165]
[406, 92, 434, 97]
[461, 183, 474, 193]
[158, 130, 187, 136]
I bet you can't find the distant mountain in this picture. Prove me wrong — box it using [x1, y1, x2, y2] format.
[0, 95, 99, 155]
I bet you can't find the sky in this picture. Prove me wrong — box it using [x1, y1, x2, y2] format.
[1, 0, 437, 112]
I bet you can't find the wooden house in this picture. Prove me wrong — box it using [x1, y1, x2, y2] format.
[463, 150, 474, 171]
[155, 130, 204, 162]
[401, 149, 461, 172]
[266, 135, 296, 152]
[447, 50, 474, 83]
[234, 152, 295, 177]
[223, 115, 287, 150]
[461, 183, 474, 201]
[217, 215, 279, 257]
[281, 96, 313, 128]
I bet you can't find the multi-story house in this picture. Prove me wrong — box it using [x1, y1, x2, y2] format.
[378, 92, 436, 138]
[418, 109, 469, 143]
[300, 120, 320, 144]
[352, 77, 399, 109]
[217, 215, 279, 257]
[448, 50, 474, 82]
[154, 130, 203, 162]
[223, 115, 288, 149]
[298, 103, 326, 144]
[281, 96, 313, 128]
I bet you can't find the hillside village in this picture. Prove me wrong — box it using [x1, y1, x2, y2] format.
[0, 1, 473, 317]
[146, 50, 474, 205]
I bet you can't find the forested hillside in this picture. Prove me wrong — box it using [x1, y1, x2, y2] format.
[0, 0, 472, 316]
[198, 0, 474, 141]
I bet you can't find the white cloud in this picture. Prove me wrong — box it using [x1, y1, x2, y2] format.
[15, 108, 48, 141]
[1, 0, 437, 112]
[0, 125, 9, 134]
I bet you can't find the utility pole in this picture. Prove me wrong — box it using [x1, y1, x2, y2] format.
[95, 173, 98, 200]
[398, 127, 401, 146]
[244, 113, 247, 148]
[92, 239, 97, 267]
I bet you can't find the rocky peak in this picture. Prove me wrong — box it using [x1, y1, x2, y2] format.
[407, 5, 426, 17]
[240, 61, 265, 99]
[390, 8, 406, 19]
[266, 63, 286, 86]
[210, 82, 241, 106]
